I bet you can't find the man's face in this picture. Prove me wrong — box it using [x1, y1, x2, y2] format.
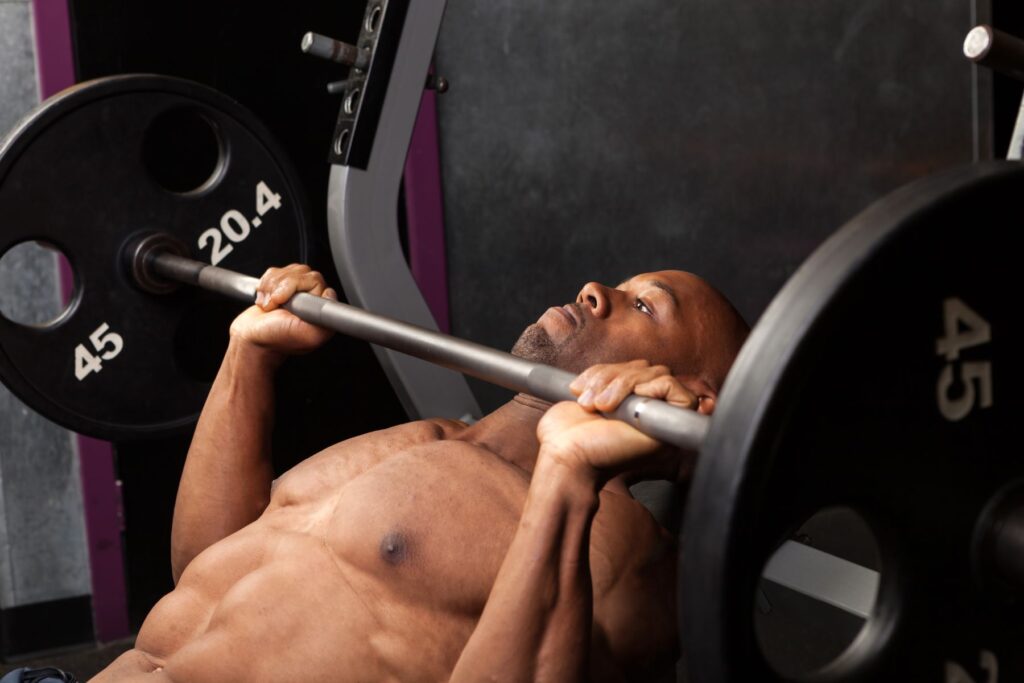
[512, 270, 709, 375]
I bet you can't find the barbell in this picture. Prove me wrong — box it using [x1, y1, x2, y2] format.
[0, 75, 1022, 681]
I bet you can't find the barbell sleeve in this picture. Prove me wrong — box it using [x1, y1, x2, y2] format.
[150, 252, 710, 451]
[964, 25, 1024, 83]
[300, 32, 371, 71]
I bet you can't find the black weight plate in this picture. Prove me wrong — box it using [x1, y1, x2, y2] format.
[0, 75, 307, 440]
[682, 161, 1024, 681]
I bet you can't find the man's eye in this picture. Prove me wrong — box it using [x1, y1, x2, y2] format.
[634, 299, 652, 316]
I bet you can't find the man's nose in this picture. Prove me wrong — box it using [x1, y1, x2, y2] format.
[577, 282, 613, 319]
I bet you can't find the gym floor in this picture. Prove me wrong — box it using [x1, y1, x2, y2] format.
[2, 639, 133, 679]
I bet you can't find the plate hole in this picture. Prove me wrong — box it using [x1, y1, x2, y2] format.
[344, 88, 362, 115]
[334, 129, 350, 156]
[754, 506, 882, 679]
[142, 107, 225, 194]
[366, 5, 383, 33]
[0, 241, 75, 327]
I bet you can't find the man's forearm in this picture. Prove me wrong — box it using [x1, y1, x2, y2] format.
[170, 338, 280, 582]
[451, 455, 599, 683]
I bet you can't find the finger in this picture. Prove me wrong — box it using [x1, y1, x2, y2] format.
[590, 370, 657, 411]
[258, 265, 308, 309]
[269, 270, 324, 306]
[633, 375, 699, 409]
[592, 375, 642, 412]
[575, 362, 645, 404]
[268, 278, 299, 308]
[569, 364, 609, 395]
[256, 267, 282, 309]
[291, 271, 327, 298]
[323, 287, 338, 301]
[584, 363, 670, 411]
[295, 268, 327, 296]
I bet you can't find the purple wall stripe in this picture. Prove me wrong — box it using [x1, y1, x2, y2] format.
[403, 79, 451, 333]
[30, 0, 130, 642]
[30, 0, 74, 100]
[73, 436, 128, 641]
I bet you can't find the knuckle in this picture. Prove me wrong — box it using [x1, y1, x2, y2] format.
[604, 377, 628, 394]
[260, 268, 279, 286]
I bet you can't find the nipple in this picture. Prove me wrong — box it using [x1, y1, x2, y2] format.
[379, 531, 410, 566]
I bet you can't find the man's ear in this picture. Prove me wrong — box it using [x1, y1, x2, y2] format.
[697, 395, 716, 416]
[677, 375, 717, 416]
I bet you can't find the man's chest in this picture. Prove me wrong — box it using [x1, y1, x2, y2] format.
[266, 434, 670, 625]
[332, 444, 532, 611]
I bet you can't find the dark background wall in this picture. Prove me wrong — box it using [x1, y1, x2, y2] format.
[435, 0, 1004, 412]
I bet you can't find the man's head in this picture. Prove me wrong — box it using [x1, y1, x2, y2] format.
[512, 270, 749, 407]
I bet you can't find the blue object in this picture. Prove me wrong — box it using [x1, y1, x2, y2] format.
[0, 667, 77, 683]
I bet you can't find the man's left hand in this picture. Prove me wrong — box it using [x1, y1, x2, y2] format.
[569, 359, 713, 414]
[538, 360, 711, 486]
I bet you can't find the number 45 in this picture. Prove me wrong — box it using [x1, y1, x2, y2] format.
[935, 298, 993, 422]
[75, 323, 124, 381]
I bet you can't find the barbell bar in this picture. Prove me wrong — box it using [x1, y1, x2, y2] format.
[136, 237, 710, 451]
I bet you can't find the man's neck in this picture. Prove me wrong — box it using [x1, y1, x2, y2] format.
[455, 394, 552, 474]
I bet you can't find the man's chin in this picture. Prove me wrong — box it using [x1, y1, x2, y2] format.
[511, 324, 562, 367]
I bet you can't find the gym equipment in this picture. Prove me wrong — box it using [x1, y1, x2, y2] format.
[964, 24, 1024, 160]
[319, 0, 482, 423]
[0, 75, 308, 439]
[682, 160, 1023, 681]
[301, 31, 371, 71]
[0, 37, 1022, 683]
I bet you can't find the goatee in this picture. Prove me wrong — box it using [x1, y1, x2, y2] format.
[510, 324, 562, 367]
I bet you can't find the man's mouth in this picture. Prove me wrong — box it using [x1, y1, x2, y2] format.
[560, 303, 581, 328]
[536, 303, 583, 334]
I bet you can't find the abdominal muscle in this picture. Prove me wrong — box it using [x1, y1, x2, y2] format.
[101, 439, 528, 682]
[110, 521, 476, 682]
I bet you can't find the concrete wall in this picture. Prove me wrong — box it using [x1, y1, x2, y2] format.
[0, 0, 91, 617]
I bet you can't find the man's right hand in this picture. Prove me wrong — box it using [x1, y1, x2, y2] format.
[229, 264, 338, 356]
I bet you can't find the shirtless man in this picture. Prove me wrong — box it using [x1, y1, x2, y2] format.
[92, 265, 748, 682]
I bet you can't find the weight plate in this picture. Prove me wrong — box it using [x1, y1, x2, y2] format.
[0, 75, 308, 440]
[682, 161, 1024, 681]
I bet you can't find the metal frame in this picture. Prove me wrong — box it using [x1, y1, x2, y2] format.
[326, 0, 480, 421]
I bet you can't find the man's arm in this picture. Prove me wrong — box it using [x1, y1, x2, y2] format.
[452, 365, 700, 682]
[169, 339, 279, 582]
[450, 451, 599, 683]
[170, 265, 336, 582]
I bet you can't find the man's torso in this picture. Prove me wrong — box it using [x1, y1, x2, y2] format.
[96, 421, 677, 682]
